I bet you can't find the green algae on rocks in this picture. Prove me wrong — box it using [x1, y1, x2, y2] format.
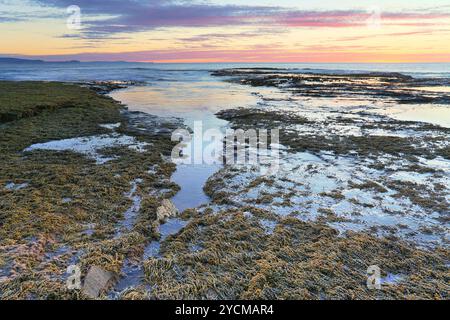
[134, 208, 449, 300]
[1, 80, 448, 301]
[0, 81, 179, 299]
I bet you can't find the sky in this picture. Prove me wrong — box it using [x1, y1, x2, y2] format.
[1, 0, 450, 63]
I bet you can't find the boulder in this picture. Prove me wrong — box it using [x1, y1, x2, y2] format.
[156, 199, 178, 223]
[82, 266, 116, 299]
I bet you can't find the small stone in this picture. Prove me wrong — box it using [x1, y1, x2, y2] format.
[62, 197, 72, 203]
[82, 266, 116, 299]
[156, 199, 178, 223]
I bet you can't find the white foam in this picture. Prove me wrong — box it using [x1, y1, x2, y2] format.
[99, 123, 121, 130]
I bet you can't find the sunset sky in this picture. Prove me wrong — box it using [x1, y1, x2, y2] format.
[1, 0, 450, 62]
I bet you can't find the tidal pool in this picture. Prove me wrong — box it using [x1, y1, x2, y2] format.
[110, 72, 265, 212]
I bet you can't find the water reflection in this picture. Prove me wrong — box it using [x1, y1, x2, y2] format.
[110, 77, 259, 130]
[110, 74, 263, 212]
[376, 104, 450, 128]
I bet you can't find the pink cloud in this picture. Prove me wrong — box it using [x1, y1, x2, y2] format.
[277, 11, 450, 28]
[12, 48, 450, 63]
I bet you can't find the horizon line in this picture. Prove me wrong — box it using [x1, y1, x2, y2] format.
[2, 57, 450, 64]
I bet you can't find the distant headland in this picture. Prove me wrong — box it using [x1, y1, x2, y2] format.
[0, 57, 154, 64]
[0, 57, 81, 64]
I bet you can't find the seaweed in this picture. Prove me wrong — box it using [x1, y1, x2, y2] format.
[0, 81, 178, 299]
[137, 209, 449, 300]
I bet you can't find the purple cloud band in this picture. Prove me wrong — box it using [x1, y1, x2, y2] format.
[32, 0, 450, 39]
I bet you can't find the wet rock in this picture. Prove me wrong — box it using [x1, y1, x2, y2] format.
[82, 266, 117, 299]
[156, 199, 178, 223]
[78, 80, 143, 95]
[212, 68, 450, 105]
[122, 110, 184, 137]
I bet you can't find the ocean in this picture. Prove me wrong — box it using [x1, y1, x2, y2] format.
[1, 62, 450, 82]
[2, 61, 449, 127]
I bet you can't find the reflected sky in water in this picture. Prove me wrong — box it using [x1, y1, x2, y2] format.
[110, 72, 262, 130]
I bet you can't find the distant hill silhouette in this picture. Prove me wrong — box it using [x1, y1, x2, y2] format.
[0, 58, 154, 64]
[0, 57, 81, 64]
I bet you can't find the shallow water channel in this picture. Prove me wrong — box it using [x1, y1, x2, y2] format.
[110, 72, 263, 212]
[109, 71, 265, 294]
